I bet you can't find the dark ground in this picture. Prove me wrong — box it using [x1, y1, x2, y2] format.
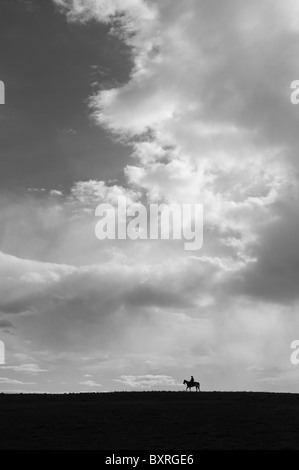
[1, 391, 299, 449]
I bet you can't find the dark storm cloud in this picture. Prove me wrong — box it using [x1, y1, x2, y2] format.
[124, 285, 193, 309]
[236, 201, 299, 304]
[0, 298, 39, 315]
[0, 319, 15, 329]
[0, 0, 132, 191]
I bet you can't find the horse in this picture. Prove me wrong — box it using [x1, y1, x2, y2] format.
[183, 379, 200, 392]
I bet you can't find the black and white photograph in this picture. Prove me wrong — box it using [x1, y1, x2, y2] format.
[1, 0, 299, 453]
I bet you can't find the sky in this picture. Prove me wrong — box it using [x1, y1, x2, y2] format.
[1, 0, 299, 393]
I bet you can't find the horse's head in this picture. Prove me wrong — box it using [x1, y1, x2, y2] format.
[183, 380, 187, 384]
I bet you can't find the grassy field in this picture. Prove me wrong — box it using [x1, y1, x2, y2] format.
[0, 391, 299, 449]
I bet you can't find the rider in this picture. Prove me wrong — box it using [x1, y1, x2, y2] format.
[190, 375, 195, 385]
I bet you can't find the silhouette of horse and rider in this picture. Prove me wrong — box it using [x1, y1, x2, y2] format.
[183, 375, 200, 392]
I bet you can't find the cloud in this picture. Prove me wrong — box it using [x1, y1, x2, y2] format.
[1, 364, 48, 375]
[67, 0, 299, 309]
[0, 320, 14, 329]
[115, 374, 180, 389]
[53, 0, 157, 27]
[79, 380, 101, 387]
[0, 377, 36, 385]
[234, 201, 299, 304]
[50, 190, 63, 197]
